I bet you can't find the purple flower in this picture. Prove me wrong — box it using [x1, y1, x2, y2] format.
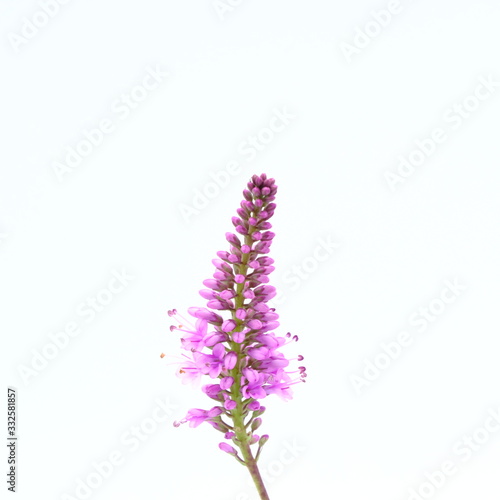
[172, 352, 205, 385]
[167, 174, 306, 498]
[198, 343, 234, 378]
[174, 317, 209, 351]
[173, 406, 223, 428]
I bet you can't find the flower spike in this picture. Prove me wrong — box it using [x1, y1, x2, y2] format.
[167, 174, 306, 500]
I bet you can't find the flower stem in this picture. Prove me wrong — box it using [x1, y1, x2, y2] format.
[239, 441, 270, 500]
[229, 223, 270, 499]
[230, 401, 270, 499]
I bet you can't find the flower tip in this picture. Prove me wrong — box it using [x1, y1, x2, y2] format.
[259, 434, 270, 445]
[249, 434, 260, 445]
[219, 442, 237, 455]
[251, 417, 262, 431]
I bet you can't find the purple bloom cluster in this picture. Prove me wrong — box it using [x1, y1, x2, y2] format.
[169, 173, 306, 460]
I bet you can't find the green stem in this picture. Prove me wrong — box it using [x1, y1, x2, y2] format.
[239, 441, 270, 500]
[226, 225, 270, 499]
[231, 400, 270, 500]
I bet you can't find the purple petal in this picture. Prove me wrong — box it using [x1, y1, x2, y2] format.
[208, 407, 223, 418]
[221, 319, 236, 332]
[224, 351, 237, 370]
[248, 347, 269, 360]
[248, 400, 261, 411]
[199, 289, 216, 300]
[247, 319, 263, 330]
[213, 343, 226, 359]
[207, 300, 227, 310]
[225, 232, 241, 247]
[224, 399, 237, 410]
[202, 279, 220, 290]
[232, 331, 245, 343]
[242, 367, 259, 383]
[204, 333, 226, 347]
[220, 376, 234, 390]
[220, 290, 236, 299]
[236, 308, 247, 320]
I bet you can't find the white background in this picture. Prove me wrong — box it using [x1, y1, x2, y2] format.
[1, 1, 500, 499]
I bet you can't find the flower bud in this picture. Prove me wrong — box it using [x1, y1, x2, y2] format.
[219, 442, 237, 455]
[251, 418, 262, 431]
